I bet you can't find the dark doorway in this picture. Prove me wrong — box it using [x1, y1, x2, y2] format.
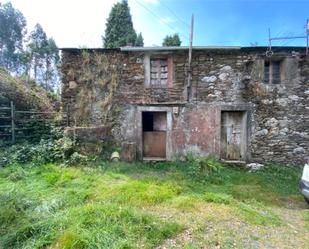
[142, 112, 167, 159]
[221, 111, 247, 161]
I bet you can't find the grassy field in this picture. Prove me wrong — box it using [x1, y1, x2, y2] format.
[0, 161, 308, 248]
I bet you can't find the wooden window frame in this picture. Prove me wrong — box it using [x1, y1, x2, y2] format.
[150, 58, 168, 86]
[264, 60, 283, 84]
[144, 54, 173, 88]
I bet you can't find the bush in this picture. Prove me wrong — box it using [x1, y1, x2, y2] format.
[69, 152, 88, 165]
[0, 126, 77, 166]
[185, 153, 224, 177]
[22, 116, 52, 143]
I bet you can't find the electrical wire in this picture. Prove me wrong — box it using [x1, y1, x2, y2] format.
[157, 0, 190, 28]
[134, 0, 188, 41]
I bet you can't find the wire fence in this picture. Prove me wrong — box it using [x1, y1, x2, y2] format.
[0, 101, 69, 144]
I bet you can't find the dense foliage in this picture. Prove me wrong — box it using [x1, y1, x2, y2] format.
[103, 0, 143, 48]
[0, 2, 59, 92]
[0, 68, 54, 110]
[0, 2, 26, 72]
[135, 32, 144, 47]
[27, 24, 59, 91]
[162, 33, 182, 46]
[0, 126, 91, 167]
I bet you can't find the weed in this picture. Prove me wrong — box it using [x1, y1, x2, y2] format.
[203, 192, 233, 204]
[185, 154, 224, 177]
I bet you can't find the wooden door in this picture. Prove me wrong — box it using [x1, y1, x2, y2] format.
[142, 112, 167, 159]
[221, 111, 246, 160]
[143, 131, 166, 158]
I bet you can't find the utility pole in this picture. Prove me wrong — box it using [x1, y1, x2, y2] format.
[306, 19, 309, 55]
[186, 14, 194, 101]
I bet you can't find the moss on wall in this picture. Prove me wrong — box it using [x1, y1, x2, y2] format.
[62, 51, 123, 127]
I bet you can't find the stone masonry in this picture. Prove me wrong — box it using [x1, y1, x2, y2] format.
[61, 47, 309, 165]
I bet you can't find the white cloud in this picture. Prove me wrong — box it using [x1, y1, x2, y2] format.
[4, 0, 119, 48]
[2, 0, 188, 48]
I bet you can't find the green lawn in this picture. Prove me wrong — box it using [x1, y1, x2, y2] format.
[0, 161, 308, 248]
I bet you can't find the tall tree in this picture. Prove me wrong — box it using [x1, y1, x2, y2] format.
[28, 24, 48, 82]
[27, 24, 59, 91]
[162, 33, 182, 46]
[103, 0, 137, 48]
[0, 2, 26, 72]
[44, 38, 59, 91]
[135, 32, 144, 47]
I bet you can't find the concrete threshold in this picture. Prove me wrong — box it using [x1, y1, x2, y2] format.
[143, 157, 166, 162]
[220, 159, 246, 165]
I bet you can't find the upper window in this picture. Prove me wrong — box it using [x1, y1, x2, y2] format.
[264, 60, 281, 84]
[150, 58, 168, 86]
[144, 54, 173, 88]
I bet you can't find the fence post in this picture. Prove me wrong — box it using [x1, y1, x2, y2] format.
[10, 101, 15, 143]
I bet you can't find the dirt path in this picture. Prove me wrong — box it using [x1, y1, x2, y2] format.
[156, 200, 309, 249]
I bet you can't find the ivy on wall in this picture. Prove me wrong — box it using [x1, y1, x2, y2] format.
[67, 51, 123, 127]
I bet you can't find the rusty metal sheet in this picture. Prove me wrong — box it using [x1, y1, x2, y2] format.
[143, 131, 166, 158]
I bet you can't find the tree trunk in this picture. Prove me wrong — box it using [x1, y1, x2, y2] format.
[34, 57, 37, 81]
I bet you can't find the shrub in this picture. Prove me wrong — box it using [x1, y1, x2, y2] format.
[0, 127, 76, 166]
[185, 153, 224, 177]
[69, 152, 88, 166]
[22, 115, 52, 143]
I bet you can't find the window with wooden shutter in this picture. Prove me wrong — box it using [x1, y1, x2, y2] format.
[150, 58, 168, 86]
[145, 55, 173, 88]
[264, 60, 282, 84]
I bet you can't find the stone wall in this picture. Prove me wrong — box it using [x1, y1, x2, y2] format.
[61, 47, 309, 165]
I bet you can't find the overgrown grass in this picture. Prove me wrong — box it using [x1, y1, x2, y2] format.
[0, 160, 305, 248]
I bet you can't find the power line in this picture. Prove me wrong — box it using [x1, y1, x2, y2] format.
[134, 0, 188, 41]
[266, 20, 309, 56]
[157, 0, 190, 28]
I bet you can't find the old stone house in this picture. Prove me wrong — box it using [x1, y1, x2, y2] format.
[61, 46, 309, 165]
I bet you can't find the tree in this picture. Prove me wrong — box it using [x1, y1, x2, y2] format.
[0, 4, 59, 93]
[27, 24, 59, 91]
[0, 2, 26, 72]
[28, 24, 48, 82]
[44, 38, 59, 91]
[103, 0, 137, 48]
[162, 33, 182, 47]
[135, 32, 144, 47]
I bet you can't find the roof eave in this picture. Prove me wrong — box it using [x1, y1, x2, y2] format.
[120, 46, 241, 51]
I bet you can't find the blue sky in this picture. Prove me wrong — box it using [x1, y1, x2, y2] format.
[3, 0, 309, 47]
